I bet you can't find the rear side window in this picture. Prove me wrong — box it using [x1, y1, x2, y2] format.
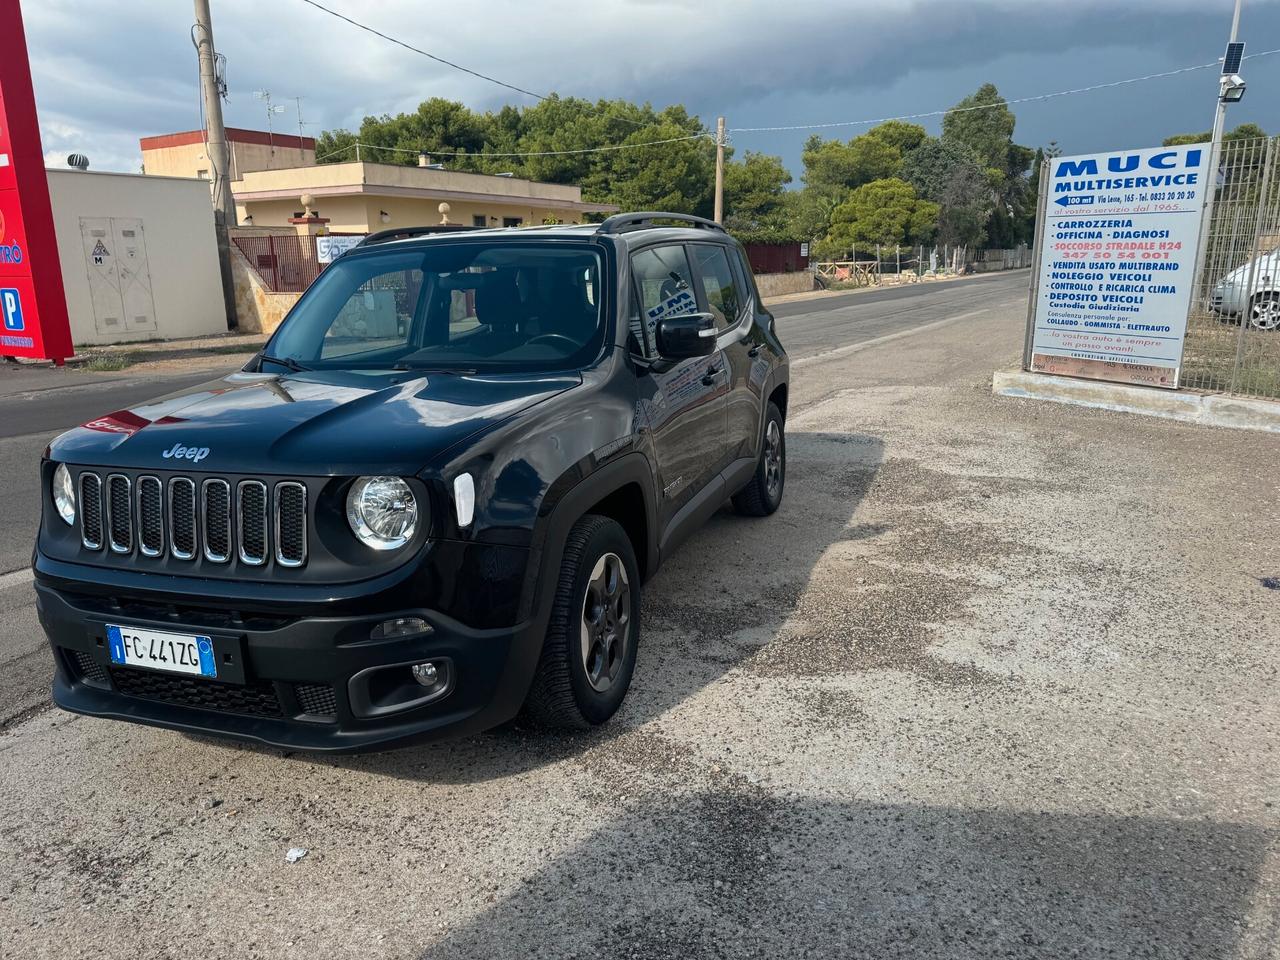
[691, 244, 741, 330]
[631, 245, 698, 354]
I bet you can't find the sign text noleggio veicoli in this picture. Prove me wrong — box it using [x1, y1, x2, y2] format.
[1029, 143, 1208, 389]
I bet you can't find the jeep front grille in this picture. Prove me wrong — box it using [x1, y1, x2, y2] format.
[106, 474, 132, 554]
[73, 469, 308, 569]
[202, 479, 232, 563]
[275, 482, 307, 567]
[137, 476, 164, 556]
[237, 480, 268, 565]
[80, 473, 103, 550]
[169, 478, 197, 560]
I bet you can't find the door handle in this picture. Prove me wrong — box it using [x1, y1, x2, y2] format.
[747, 345, 761, 358]
[701, 364, 721, 386]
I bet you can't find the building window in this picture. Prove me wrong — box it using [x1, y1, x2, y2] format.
[472, 215, 486, 227]
[503, 217, 523, 228]
[196, 169, 209, 179]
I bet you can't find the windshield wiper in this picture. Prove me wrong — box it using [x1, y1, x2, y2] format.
[258, 354, 311, 373]
[391, 363, 477, 374]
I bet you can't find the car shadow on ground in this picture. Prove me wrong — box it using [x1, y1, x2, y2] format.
[307, 430, 887, 784]
[413, 792, 1271, 959]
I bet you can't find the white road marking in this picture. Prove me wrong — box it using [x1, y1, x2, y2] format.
[793, 307, 994, 367]
[0, 567, 35, 591]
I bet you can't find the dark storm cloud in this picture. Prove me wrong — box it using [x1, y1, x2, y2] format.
[19, 0, 1280, 175]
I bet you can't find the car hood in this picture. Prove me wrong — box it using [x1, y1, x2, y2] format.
[48, 368, 581, 476]
[1221, 250, 1280, 286]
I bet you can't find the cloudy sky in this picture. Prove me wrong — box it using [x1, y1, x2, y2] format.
[21, 0, 1280, 180]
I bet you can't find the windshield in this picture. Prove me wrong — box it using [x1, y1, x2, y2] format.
[265, 242, 606, 372]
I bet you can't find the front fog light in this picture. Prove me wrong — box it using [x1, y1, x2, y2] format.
[52, 464, 76, 526]
[411, 662, 439, 687]
[346, 476, 418, 550]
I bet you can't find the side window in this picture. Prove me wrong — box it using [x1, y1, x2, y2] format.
[320, 266, 422, 359]
[631, 245, 698, 355]
[731, 247, 758, 313]
[691, 244, 741, 331]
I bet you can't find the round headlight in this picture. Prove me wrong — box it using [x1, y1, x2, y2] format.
[346, 476, 418, 550]
[52, 463, 76, 526]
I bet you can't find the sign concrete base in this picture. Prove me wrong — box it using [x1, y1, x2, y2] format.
[992, 369, 1280, 434]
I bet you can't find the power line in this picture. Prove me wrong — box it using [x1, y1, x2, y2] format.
[314, 133, 711, 164]
[729, 47, 1280, 134]
[294, 0, 654, 131]
[295, 0, 546, 100]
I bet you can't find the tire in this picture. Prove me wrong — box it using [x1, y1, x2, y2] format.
[732, 401, 786, 517]
[1250, 293, 1280, 331]
[522, 514, 641, 729]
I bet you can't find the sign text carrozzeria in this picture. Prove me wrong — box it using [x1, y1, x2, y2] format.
[1028, 143, 1207, 389]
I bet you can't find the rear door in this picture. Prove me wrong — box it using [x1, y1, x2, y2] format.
[630, 244, 728, 523]
[690, 242, 763, 465]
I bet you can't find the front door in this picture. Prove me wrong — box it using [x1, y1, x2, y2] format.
[630, 244, 727, 529]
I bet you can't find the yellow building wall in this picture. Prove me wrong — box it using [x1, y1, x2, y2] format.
[143, 140, 315, 181]
[236, 195, 584, 233]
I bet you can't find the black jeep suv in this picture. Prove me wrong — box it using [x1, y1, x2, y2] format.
[34, 212, 789, 752]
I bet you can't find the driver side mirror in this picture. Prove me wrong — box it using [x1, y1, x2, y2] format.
[656, 312, 717, 361]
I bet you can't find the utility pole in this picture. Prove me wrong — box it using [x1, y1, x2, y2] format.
[193, 0, 235, 225]
[713, 116, 726, 223]
[193, 0, 239, 330]
[1191, 0, 1244, 309]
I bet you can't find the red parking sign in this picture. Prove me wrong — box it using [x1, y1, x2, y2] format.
[0, 2, 72, 364]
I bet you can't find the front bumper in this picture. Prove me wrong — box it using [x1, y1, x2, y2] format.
[35, 555, 545, 753]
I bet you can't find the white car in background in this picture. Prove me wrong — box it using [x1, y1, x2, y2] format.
[1211, 249, 1280, 330]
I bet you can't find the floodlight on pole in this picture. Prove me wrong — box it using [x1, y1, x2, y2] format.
[1220, 73, 1247, 102]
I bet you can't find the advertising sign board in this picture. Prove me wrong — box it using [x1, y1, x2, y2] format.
[0, 3, 73, 363]
[316, 234, 364, 263]
[1027, 143, 1207, 389]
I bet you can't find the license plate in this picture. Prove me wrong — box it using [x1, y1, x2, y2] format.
[107, 624, 217, 678]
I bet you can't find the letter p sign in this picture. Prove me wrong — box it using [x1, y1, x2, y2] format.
[0, 289, 23, 331]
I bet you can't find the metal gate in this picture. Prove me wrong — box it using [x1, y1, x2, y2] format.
[1183, 135, 1280, 398]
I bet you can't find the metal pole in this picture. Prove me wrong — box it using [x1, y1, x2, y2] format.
[1190, 0, 1244, 312]
[1023, 164, 1051, 370]
[714, 116, 726, 223]
[1228, 137, 1273, 393]
[193, 0, 235, 225]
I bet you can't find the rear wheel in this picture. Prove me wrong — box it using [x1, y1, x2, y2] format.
[522, 514, 640, 729]
[732, 401, 786, 517]
[1250, 293, 1280, 331]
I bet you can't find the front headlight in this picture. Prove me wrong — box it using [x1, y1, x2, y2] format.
[52, 463, 76, 526]
[346, 476, 418, 550]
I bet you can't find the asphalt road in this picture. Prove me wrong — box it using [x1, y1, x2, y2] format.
[12, 269, 1276, 959]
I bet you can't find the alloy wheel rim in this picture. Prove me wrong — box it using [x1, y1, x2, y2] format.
[580, 552, 630, 693]
[1252, 299, 1280, 331]
[765, 420, 783, 500]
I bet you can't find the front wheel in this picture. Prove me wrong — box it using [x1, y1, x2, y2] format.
[522, 514, 640, 729]
[732, 401, 786, 516]
[1250, 293, 1280, 331]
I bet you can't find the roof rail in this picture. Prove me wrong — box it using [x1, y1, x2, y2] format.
[356, 224, 479, 247]
[596, 212, 726, 235]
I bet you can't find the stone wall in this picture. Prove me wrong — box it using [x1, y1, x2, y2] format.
[228, 242, 301, 335]
[754, 271, 816, 299]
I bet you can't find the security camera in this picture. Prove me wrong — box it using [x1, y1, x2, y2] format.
[1220, 73, 1246, 103]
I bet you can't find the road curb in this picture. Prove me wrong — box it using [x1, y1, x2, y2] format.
[992, 368, 1280, 434]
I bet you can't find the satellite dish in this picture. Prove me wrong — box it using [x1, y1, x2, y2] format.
[67, 153, 90, 170]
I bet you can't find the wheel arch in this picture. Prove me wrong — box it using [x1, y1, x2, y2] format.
[528, 452, 660, 615]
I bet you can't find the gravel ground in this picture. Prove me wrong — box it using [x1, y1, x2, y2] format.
[1, 298, 1277, 960]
